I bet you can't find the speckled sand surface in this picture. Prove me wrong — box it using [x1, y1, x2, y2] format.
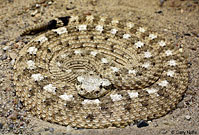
[0, 0, 199, 135]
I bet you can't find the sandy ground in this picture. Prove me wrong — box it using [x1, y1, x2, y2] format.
[0, 0, 199, 135]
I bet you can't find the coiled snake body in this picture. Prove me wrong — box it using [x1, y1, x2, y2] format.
[14, 15, 188, 128]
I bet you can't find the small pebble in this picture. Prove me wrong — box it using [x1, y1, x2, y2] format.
[10, 59, 15, 65]
[1, 53, 7, 60]
[35, 13, 41, 18]
[194, 0, 199, 4]
[191, 32, 199, 37]
[155, 10, 163, 14]
[65, 133, 72, 135]
[163, 29, 168, 32]
[137, 120, 149, 128]
[187, 3, 192, 7]
[48, 1, 52, 5]
[184, 33, 191, 36]
[8, 111, 18, 120]
[0, 123, 3, 129]
[90, 0, 97, 6]
[9, 123, 14, 130]
[66, 125, 74, 131]
[48, 127, 54, 133]
[9, 52, 17, 60]
[35, 4, 40, 8]
[0, 49, 3, 56]
[8, 0, 14, 2]
[160, 129, 167, 134]
[177, 101, 184, 108]
[66, 6, 76, 10]
[163, 121, 170, 125]
[185, 115, 191, 120]
[13, 43, 19, 49]
[31, 10, 38, 16]
[1, 40, 8, 45]
[3, 46, 10, 51]
[160, 0, 165, 6]
[20, 125, 25, 129]
[187, 62, 192, 68]
[152, 122, 158, 127]
[44, 128, 49, 131]
[15, 36, 22, 42]
[16, 101, 23, 109]
[183, 50, 189, 59]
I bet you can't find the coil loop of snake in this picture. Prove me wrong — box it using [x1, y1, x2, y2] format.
[14, 15, 188, 128]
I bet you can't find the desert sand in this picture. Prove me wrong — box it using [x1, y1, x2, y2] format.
[0, 0, 198, 135]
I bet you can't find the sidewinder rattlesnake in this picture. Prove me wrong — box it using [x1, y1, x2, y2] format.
[13, 15, 188, 128]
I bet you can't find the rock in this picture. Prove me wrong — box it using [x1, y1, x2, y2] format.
[191, 31, 199, 37]
[35, 13, 41, 18]
[177, 101, 184, 108]
[0, 49, 3, 56]
[44, 127, 54, 132]
[8, 111, 18, 120]
[194, 0, 199, 4]
[1, 40, 8, 45]
[155, 10, 163, 14]
[137, 120, 149, 128]
[9, 52, 17, 60]
[130, 122, 135, 126]
[187, 62, 192, 68]
[66, 125, 74, 131]
[152, 121, 158, 127]
[49, 127, 54, 133]
[15, 36, 22, 42]
[163, 121, 170, 125]
[48, 1, 52, 5]
[159, 0, 165, 6]
[8, 0, 14, 2]
[90, 0, 97, 6]
[8, 41, 15, 47]
[31, 10, 38, 16]
[66, 6, 76, 10]
[35, 4, 40, 8]
[65, 133, 72, 135]
[9, 123, 14, 130]
[13, 43, 19, 49]
[184, 33, 191, 36]
[183, 49, 190, 59]
[160, 129, 167, 134]
[163, 29, 168, 32]
[0, 123, 3, 129]
[1, 53, 7, 60]
[185, 115, 191, 120]
[44, 128, 49, 131]
[10, 59, 15, 65]
[3, 46, 10, 51]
